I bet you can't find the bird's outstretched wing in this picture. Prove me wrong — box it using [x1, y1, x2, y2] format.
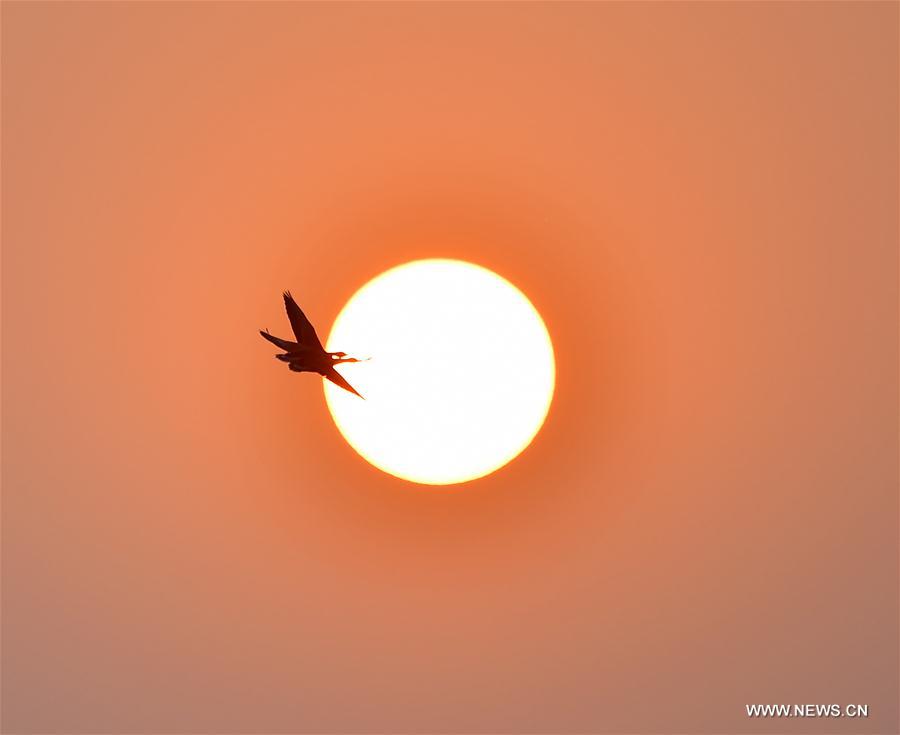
[283, 291, 323, 349]
[324, 367, 364, 399]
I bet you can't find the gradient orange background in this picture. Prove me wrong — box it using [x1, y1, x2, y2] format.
[2, 3, 897, 733]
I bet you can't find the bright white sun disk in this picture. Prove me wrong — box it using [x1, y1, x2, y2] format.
[324, 259, 555, 485]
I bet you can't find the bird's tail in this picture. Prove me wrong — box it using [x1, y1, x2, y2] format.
[259, 329, 297, 352]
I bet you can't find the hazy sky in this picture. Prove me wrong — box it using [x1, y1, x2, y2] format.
[3, 2, 898, 733]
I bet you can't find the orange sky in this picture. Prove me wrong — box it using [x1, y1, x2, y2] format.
[3, 3, 898, 733]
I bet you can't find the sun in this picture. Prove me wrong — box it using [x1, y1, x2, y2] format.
[324, 259, 555, 485]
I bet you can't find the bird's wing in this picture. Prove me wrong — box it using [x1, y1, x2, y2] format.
[324, 367, 364, 399]
[283, 291, 323, 349]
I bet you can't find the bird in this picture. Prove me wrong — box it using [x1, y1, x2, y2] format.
[260, 291, 365, 398]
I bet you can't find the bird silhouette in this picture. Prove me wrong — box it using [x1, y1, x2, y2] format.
[260, 292, 365, 398]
